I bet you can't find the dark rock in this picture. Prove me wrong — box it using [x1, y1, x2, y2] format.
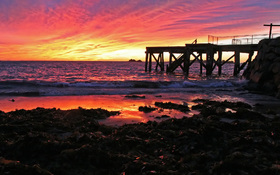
[125, 95, 146, 99]
[1, 100, 280, 174]
[271, 63, 280, 73]
[155, 115, 171, 119]
[138, 106, 157, 113]
[155, 102, 190, 112]
[244, 37, 280, 97]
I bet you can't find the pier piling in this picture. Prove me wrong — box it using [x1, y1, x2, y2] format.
[145, 43, 258, 76]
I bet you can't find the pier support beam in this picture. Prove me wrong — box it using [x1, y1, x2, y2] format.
[218, 49, 222, 76]
[234, 50, 240, 76]
[169, 52, 172, 66]
[145, 52, 148, 72]
[149, 53, 152, 72]
[206, 47, 214, 76]
[199, 53, 203, 75]
[184, 50, 190, 76]
[160, 52, 164, 71]
[145, 44, 257, 76]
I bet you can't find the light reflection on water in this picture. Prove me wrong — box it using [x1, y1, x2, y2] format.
[0, 61, 238, 82]
[0, 61, 279, 126]
[0, 92, 279, 126]
[0, 94, 205, 126]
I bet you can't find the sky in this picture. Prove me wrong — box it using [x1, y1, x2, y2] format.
[0, 0, 280, 61]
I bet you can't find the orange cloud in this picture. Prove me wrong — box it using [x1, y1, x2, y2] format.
[0, 0, 279, 61]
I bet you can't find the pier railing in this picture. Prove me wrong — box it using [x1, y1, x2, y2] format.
[208, 33, 280, 45]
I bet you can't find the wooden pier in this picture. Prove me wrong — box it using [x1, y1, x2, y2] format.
[145, 43, 258, 76]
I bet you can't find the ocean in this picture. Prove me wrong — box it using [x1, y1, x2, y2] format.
[0, 61, 245, 96]
[0, 61, 278, 125]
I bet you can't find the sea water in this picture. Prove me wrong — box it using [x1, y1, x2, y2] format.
[0, 61, 246, 96]
[0, 61, 278, 125]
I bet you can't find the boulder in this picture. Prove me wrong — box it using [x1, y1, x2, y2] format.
[243, 37, 280, 98]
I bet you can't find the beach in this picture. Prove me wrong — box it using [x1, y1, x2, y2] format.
[1, 61, 280, 174]
[2, 0, 280, 173]
[1, 98, 280, 174]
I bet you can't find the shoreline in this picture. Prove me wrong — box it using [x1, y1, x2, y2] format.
[1, 98, 280, 174]
[0, 91, 279, 124]
[0, 94, 202, 126]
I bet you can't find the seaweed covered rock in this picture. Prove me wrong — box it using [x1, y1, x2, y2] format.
[155, 102, 190, 112]
[243, 37, 280, 98]
[138, 106, 157, 113]
[0, 157, 53, 175]
[1, 101, 280, 174]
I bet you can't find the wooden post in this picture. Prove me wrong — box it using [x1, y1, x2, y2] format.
[149, 53, 152, 72]
[248, 51, 254, 65]
[218, 49, 222, 76]
[155, 54, 159, 71]
[160, 52, 164, 71]
[184, 51, 190, 76]
[169, 52, 172, 67]
[199, 53, 203, 75]
[206, 46, 214, 76]
[234, 50, 240, 76]
[145, 51, 148, 72]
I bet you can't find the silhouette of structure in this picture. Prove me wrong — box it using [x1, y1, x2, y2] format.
[264, 23, 280, 39]
[145, 24, 280, 76]
[145, 43, 258, 76]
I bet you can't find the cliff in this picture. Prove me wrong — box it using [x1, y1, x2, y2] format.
[243, 37, 280, 98]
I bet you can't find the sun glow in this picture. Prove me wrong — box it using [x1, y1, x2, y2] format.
[0, 0, 279, 61]
[98, 48, 145, 61]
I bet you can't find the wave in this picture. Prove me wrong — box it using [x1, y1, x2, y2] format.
[0, 79, 247, 96]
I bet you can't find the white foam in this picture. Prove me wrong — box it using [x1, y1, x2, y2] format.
[183, 81, 197, 87]
[201, 81, 234, 88]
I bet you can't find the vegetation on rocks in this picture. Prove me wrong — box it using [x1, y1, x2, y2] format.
[1, 100, 280, 174]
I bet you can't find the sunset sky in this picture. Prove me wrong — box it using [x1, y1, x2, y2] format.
[0, 0, 280, 61]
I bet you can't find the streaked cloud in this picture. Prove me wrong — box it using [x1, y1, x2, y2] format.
[0, 0, 279, 60]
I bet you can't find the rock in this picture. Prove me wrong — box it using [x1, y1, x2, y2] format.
[272, 63, 280, 73]
[276, 91, 280, 98]
[1, 100, 280, 174]
[244, 37, 280, 97]
[269, 38, 280, 47]
[155, 115, 171, 119]
[274, 47, 280, 55]
[250, 71, 263, 83]
[0, 157, 53, 175]
[275, 57, 280, 62]
[155, 102, 190, 112]
[266, 52, 277, 61]
[125, 95, 146, 99]
[138, 106, 157, 113]
[263, 81, 276, 92]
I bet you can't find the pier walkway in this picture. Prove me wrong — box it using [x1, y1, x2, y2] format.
[145, 43, 258, 76]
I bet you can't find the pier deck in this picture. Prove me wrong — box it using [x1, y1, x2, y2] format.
[145, 43, 258, 76]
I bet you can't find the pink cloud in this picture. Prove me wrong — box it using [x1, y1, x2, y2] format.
[0, 0, 279, 60]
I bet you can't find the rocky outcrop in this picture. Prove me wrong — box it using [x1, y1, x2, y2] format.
[243, 37, 280, 98]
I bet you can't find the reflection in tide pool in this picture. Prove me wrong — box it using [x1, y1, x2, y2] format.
[0, 94, 204, 126]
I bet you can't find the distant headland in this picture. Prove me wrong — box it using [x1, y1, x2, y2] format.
[128, 59, 142, 62]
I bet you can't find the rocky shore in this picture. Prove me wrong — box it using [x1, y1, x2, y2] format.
[243, 37, 280, 98]
[1, 100, 280, 174]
